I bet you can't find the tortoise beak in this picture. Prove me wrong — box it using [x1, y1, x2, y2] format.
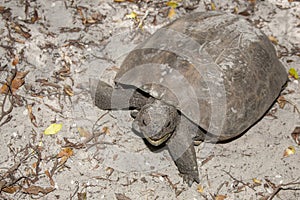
[145, 133, 172, 146]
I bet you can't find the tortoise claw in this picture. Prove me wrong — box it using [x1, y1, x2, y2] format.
[181, 171, 200, 187]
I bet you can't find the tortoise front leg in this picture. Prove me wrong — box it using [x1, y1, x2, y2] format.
[93, 80, 153, 110]
[167, 116, 200, 186]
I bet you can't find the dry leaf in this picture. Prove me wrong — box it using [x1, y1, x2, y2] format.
[2, 186, 20, 194]
[64, 84, 74, 96]
[57, 147, 73, 165]
[252, 178, 262, 185]
[168, 7, 176, 18]
[211, 2, 216, 10]
[291, 127, 300, 145]
[277, 96, 286, 109]
[31, 9, 40, 23]
[12, 56, 19, 66]
[126, 11, 137, 19]
[268, 36, 278, 45]
[27, 104, 38, 127]
[78, 192, 87, 200]
[57, 147, 73, 158]
[166, 1, 178, 8]
[45, 170, 55, 186]
[215, 195, 227, 200]
[44, 123, 63, 135]
[288, 68, 299, 79]
[12, 23, 31, 39]
[197, 184, 204, 193]
[115, 193, 131, 200]
[1, 71, 29, 94]
[283, 146, 295, 157]
[233, 6, 239, 13]
[102, 126, 110, 134]
[22, 186, 55, 195]
[77, 127, 91, 138]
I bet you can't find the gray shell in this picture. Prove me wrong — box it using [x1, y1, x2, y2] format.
[115, 11, 287, 140]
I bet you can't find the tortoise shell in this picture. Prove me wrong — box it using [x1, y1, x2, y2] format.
[114, 11, 287, 140]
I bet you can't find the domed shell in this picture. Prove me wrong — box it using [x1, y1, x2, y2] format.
[115, 11, 287, 140]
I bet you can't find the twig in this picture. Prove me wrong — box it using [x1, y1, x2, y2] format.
[265, 178, 300, 200]
[0, 68, 16, 126]
[222, 169, 256, 192]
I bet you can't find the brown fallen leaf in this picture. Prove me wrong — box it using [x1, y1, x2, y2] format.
[12, 56, 19, 66]
[57, 147, 73, 158]
[291, 127, 300, 145]
[0, 6, 5, 12]
[215, 194, 227, 200]
[102, 126, 110, 134]
[277, 95, 286, 109]
[12, 23, 31, 39]
[45, 170, 55, 186]
[2, 186, 20, 194]
[57, 147, 74, 165]
[22, 186, 55, 195]
[31, 9, 40, 23]
[64, 84, 74, 96]
[27, 104, 38, 127]
[115, 193, 131, 200]
[78, 192, 87, 200]
[1, 71, 29, 94]
[77, 127, 92, 138]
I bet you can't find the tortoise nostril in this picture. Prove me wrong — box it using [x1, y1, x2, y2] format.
[142, 119, 147, 126]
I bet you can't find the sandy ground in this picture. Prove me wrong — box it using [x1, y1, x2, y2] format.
[0, 0, 300, 199]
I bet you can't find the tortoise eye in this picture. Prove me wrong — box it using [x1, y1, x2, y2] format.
[166, 121, 171, 128]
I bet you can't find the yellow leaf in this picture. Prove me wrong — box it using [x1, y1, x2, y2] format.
[126, 11, 137, 19]
[252, 178, 262, 184]
[197, 184, 204, 193]
[268, 35, 278, 45]
[289, 68, 299, 79]
[283, 146, 295, 157]
[166, 1, 178, 8]
[211, 2, 216, 10]
[44, 123, 62, 135]
[168, 7, 176, 19]
[233, 6, 238, 14]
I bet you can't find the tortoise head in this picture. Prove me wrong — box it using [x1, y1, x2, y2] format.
[132, 100, 179, 146]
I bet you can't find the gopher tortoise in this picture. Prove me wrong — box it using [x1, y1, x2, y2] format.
[94, 11, 287, 186]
